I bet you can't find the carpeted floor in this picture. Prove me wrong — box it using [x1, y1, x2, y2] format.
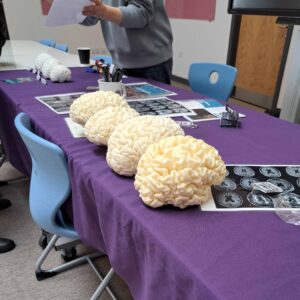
[0, 162, 133, 300]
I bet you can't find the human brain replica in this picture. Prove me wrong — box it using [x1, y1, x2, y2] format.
[107, 116, 184, 176]
[84, 106, 139, 146]
[134, 135, 226, 209]
[41, 58, 60, 79]
[34, 53, 52, 71]
[50, 65, 72, 82]
[69, 91, 128, 125]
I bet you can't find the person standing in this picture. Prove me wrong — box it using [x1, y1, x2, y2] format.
[0, 13, 9, 55]
[81, 0, 173, 84]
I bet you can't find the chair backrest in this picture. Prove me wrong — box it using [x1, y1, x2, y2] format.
[92, 55, 113, 65]
[14, 113, 76, 238]
[55, 44, 69, 52]
[39, 39, 56, 48]
[188, 63, 237, 101]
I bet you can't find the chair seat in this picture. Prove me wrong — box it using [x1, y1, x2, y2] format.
[39, 39, 56, 48]
[188, 62, 237, 102]
[55, 44, 68, 52]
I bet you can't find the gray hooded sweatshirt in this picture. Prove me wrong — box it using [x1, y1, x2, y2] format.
[81, 0, 173, 69]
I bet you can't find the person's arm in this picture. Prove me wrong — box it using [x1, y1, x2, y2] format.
[82, 0, 154, 28]
[82, 0, 123, 25]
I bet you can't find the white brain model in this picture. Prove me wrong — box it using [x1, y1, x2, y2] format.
[34, 53, 52, 71]
[41, 58, 60, 79]
[107, 116, 184, 176]
[69, 91, 128, 125]
[134, 135, 226, 209]
[84, 106, 139, 146]
[50, 65, 72, 82]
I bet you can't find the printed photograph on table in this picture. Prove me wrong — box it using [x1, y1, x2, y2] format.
[177, 99, 245, 122]
[35, 92, 85, 114]
[185, 108, 217, 121]
[124, 82, 176, 100]
[127, 97, 195, 118]
[201, 165, 300, 211]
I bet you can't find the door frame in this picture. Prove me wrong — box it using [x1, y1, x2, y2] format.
[226, 15, 293, 116]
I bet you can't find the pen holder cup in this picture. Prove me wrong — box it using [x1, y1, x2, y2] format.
[98, 79, 126, 97]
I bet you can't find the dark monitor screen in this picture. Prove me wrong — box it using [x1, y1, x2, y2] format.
[228, 0, 300, 17]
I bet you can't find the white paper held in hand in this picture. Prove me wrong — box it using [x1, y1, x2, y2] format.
[44, 0, 91, 27]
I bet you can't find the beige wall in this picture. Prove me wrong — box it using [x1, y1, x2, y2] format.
[2, 0, 108, 56]
[171, 1, 232, 78]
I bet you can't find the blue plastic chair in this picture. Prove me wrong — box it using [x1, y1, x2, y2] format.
[55, 44, 69, 52]
[92, 55, 113, 65]
[14, 112, 115, 299]
[188, 63, 237, 101]
[39, 39, 56, 48]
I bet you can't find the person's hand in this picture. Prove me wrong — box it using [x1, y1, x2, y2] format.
[82, 0, 108, 19]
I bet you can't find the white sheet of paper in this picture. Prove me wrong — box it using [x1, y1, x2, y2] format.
[177, 100, 246, 122]
[44, 0, 90, 27]
[65, 118, 85, 138]
[177, 100, 204, 110]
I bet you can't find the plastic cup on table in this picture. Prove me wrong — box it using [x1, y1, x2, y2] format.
[77, 47, 90, 65]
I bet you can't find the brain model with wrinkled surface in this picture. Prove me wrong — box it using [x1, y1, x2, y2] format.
[84, 106, 139, 146]
[50, 65, 72, 82]
[69, 91, 128, 125]
[107, 116, 184, 176]
[41, 58, 60, 79]
[134, 135, 226, 209]
[34, 53, 52, 71]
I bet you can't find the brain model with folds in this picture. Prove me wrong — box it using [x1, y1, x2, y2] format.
[84, 106, 139, 146]
[50, 65, 72, 82]
[41, 58, 60, 79]
[69, 91, 128, 125]
[134, 135, 226, 209]
[107, 116, 184, 176]
[34, 53, 52, 71]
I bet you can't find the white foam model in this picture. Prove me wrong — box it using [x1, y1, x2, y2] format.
[50, 65, 72, 82]
[69, 91, 128, 125]
[134, 135, 226, 209]
[41, 57, 60, 79]
[34, 53, 52, 71]
[107, 116, 184, 176]
[84, 106, 139, 146]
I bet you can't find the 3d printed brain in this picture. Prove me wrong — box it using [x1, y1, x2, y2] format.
[50, 65, 72, 83]
[41, 58, 60, 79]
[107, 116, 184, 176]
[34, 53, 52, 71]
[84, 106, 139, 146]
[70, 91, 128, 125]
[134, 135, 226, 209]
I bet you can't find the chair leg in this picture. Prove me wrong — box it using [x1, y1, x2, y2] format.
[35, 234, 102, 281]
[35, 234, 60, 280]
[35, 234, 116, 299]
[0, 138, 6, 169]
[87, 258, 116, 300]
[90, 268, 116, 300]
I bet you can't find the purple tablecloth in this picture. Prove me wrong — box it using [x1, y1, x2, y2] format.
[1, 68, 300, 300]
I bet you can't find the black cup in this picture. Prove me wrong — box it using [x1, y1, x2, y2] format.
[77, 47, 90, 65]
